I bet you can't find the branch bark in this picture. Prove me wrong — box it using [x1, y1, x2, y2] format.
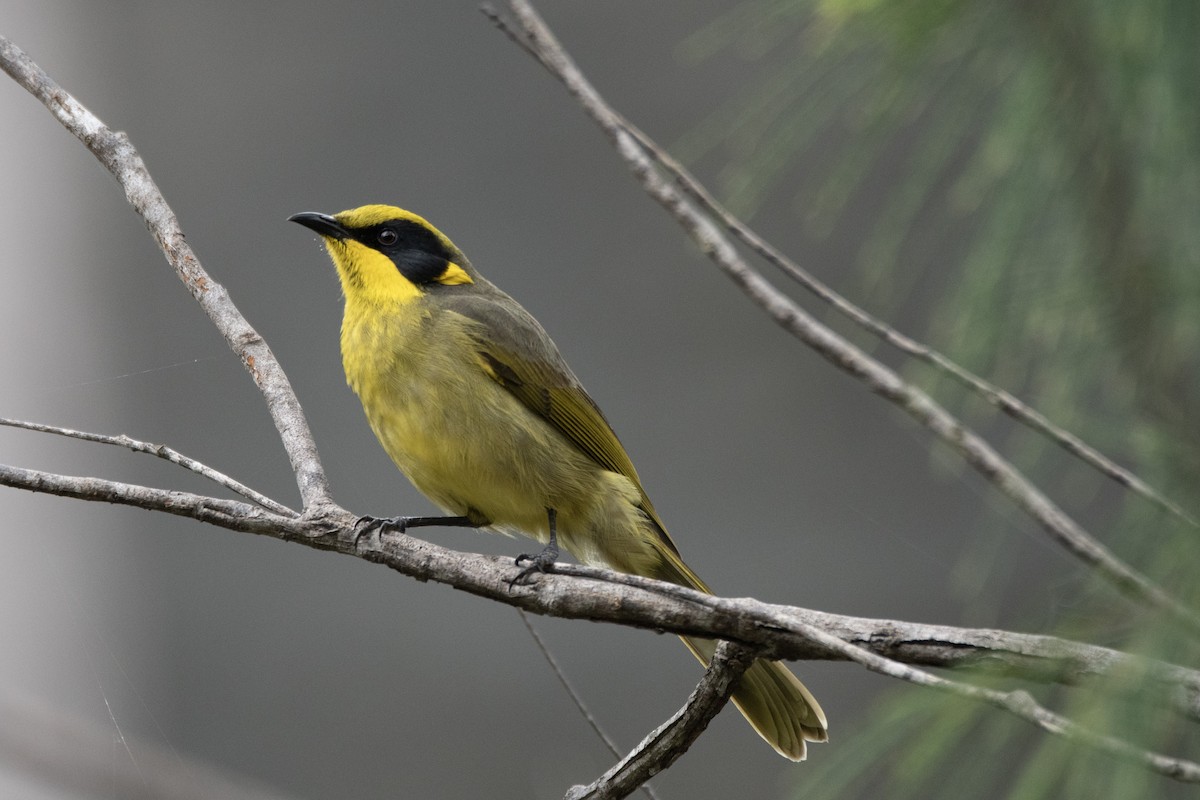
[5, 458, 1200, 783]
[519, 612, 661, 800]
[0, 417, 297, 516]
[6, 454, 1200, 721]
[565, 641, 756, 800]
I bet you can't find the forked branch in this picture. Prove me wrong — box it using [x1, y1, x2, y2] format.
[0, 35, 330, 512]
[565, 641, 756, 800]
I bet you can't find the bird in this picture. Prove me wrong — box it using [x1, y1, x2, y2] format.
[289, 204, 827, 760]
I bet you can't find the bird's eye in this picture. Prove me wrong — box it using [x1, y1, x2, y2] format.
[377, 228, 398, 246]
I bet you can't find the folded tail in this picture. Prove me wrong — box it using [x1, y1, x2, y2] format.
[681, 635, 827, 760]
[633, 519, 829, 761]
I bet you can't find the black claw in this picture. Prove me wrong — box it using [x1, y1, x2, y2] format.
[355, 515, 411, 543]
[508, 508, 560, 590]
[352, 514, 480, 549]
[509, 544, 560, 589]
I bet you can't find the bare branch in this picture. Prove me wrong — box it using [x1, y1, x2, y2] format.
[5, 457, 1200, 782]
[487, 0, 1200, 635]
[8, 452, 1197, 720]
[0, 417, 297, 516]
[0, 462, 292, 535]
[565, 641, 756, 800]
[12, 453, 1197, 722]
[0, 34, 330, 512]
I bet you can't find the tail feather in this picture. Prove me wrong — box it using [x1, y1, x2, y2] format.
[682, 636, 827, 761]
[635, 523, 829, 761]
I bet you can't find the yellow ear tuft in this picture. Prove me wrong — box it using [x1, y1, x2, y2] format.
[437, 262, 474, 286]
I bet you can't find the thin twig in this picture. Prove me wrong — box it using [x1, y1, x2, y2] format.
[517, 612, 661, 800]
[0, 692, 300, 800]
[488, 0, 1200, 636]
[0, 34, 331, 512]
[565, 641, 756, 800]
[778, 613, 1200, 783]
[0, 417, 297, 517]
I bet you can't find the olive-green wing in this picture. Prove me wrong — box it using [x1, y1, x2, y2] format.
[471, 349, 628, 473]
[443, 290, 680, 555]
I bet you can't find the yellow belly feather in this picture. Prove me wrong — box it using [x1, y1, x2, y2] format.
[340, 297, 645, 566]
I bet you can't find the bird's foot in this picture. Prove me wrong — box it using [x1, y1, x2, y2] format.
[509, 509, 560, 590]
[509, 541, 560, 590]
[353, 514, 478, 549]
[352, 515, 412, 549]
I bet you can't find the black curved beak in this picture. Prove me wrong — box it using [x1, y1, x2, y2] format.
[288, 211, 348, 241]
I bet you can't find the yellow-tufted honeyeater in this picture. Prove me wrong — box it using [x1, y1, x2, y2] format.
[289, 205, 827, 760]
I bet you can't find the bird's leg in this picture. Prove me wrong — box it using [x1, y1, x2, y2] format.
[510, 508, 560, 589]
[353, 514, 481, 548]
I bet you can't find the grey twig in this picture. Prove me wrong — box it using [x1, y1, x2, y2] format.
[0, 416, 297, 516]
[0, 34, 330, 512]
[517, 611, 661, 800]
[565, 641, 756, 800]
[781, 612, 1200, 783]
[0, 463, 291, 535]
[487, 0, 1200, 635]
[0, 691, 300, 800]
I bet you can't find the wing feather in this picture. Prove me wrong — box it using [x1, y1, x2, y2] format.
[443, 290, 680, 556]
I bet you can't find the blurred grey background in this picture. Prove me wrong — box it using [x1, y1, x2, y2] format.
[0, 2, 1145, 799]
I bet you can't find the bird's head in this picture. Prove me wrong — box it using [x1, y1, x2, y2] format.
[289, 204, 474, 305]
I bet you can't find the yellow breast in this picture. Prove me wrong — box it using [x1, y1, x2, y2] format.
[339, 296, 625, 544]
